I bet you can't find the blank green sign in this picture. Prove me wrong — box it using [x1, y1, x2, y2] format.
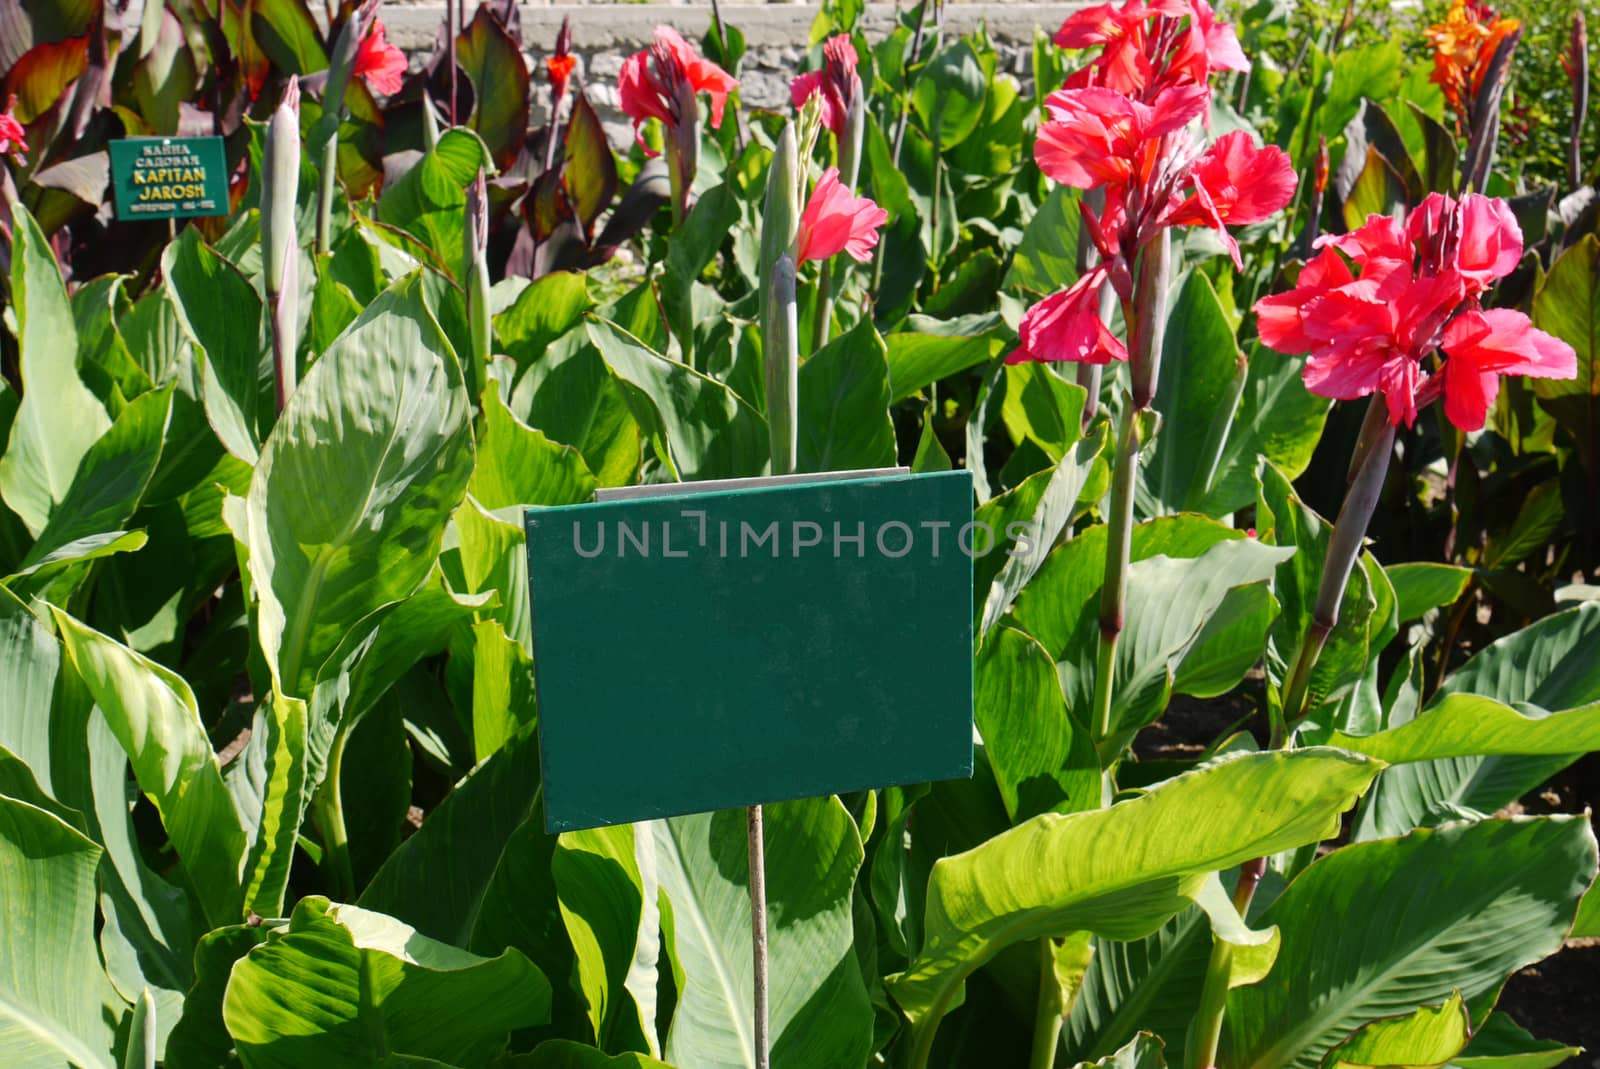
[525, 470, 975, 831]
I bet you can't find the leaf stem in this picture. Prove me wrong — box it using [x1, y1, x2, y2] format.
[1029, 938, 1063, 1069]
[1187, 857, 1266, 1069]
[316, 723, 356, 900]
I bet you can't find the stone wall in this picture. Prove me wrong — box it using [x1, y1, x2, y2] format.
[383, 3, 1079, 141]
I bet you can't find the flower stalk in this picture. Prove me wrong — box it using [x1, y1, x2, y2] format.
[1565, 12, 1589, 190]
[813, 87, 865, 353]
[263, 77, 301, 412]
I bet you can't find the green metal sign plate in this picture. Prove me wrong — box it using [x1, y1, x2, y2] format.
[525, 469, 975, 832]
[108, 136, 229, 221]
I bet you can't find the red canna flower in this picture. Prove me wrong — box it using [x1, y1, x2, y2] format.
[548, 55, 576, 95]
[1034, 85, 1209, 191]
[0, 94, 27, 157]
[353, 19, 406, 96]
[796, 167, 887, 263]
[1163, 130, 1296, 266]
[618, 26, 738, 154]
[792, 35, 861, 139]
[1254, 192, 1575, 431]
[1008, 265, 1128, 365]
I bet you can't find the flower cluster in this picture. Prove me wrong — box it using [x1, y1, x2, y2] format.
[792, 35, 861, 140]
[1011, 0, 1296, 366]
[618, 26, 738, 154]
[1426, 0, 1520, 122]
[1255, 193, 1575, 432]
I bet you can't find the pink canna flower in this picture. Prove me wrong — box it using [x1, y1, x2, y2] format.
[1439, 309, 1575, 430]
[792, 35, 860, 139]
[1034, 85, 1209, 191]
[1254, 192, 1575, 431]
[796, 167, 888, 263]
[0, 94, 27, 157]
[1163, 130, 1296, 267]
[353, 19, 406, 96]
[1008, 265, 1128, 365]
[618, 26, 738, 154]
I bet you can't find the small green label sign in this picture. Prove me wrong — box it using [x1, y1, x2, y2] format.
[525, 470, 976, 832]
[108, 136, 229, 221]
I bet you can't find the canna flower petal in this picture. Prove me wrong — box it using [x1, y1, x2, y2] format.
[619, 26, 740, 152]
[1165, 130, 1296, 266]
[1440, 308, 1577, 430]
[796, 167, 888, 263]
[791, 37, 859, 139]
[1009, 268, 1127, 365]
[0, 94, 27, 156]
[353, 19, 406, 97]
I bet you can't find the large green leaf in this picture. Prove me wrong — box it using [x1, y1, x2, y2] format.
[974, 626, 1098, 821]
[224, 696, 309, 919]
[222, 897, 550, 1068]
[1329, 694, 1600, 762]
[1358, 603, 1600, 837]
[1198, 346, 1328, 516]
[164, 227, 270, 465]
[51, 609, 247, 925]
[496, 273, 593, 371]
[1386, 563, 1472, 623]
[1144, 271, 1242, 516]
[1222, 817, 1597, 1069]
[515, 1041, 674, 1068]
[1004, 186, 1081, 296]
[376, 131, 495, 282]
[888, 750, 1382, 1057]
[884, 328, 1004, 404]
[1324, 992, 1470, 1069]
[911, 40, 987, 150]
[0, 204, 109, 536]
[16, 386, 170, 573]
[654, 798, 873, 1069]
[1530, 235, 1597, 444]
[587, 318, 768, 481]
[510, 333, 640, 488]
[553, 824, 660, 1055]
[470, 381, 598, 510]
[246, 274, 474, 699]
[0, 794, 112, 1069]
[797, 318, 897, 472]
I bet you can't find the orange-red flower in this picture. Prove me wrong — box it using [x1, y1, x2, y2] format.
[796, 167, 887, 263]
[354, 19, 406, 96]
[1426, 0, 1520, 120]
[0, 95, 27, 157]
[618, 26, 738, 154]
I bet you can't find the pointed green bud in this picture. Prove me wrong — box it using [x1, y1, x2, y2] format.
[757, 122, 801, 342]
[263, 76, 301, 410]
[840, 86, 866, 191]
[464, 167, 492, 403]
[764, 253, 799, 476]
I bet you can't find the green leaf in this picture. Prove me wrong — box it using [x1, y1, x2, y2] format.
[1386, 563, 1472, 623]
[1456, 1012, 1583, 1069]
[246, 274, 474, 699]
[227, 697, 309, 919]
[470, 619, 537, 763]
[1075, 1033, 1168, 1069]
[0, 794, 112, 1069]
[1001, 363, 1087, 463]
[0, 203, 109, 536]
[1530, 235, 1598, 445]
[1484, 480, 1564, 568]
[888, 749, 1382, 1054]
[470, 381, 598, 510]
[496, 272, 593, 370]
[50, 608, 248, 926]
[1222, 817, 1597, 1069]
[587, 318, 768, 481]
[1342, 147, 1409, 232]
[885, 329, 1003, 404]
[1324, 992, 1470, 1069]
[1357, 604, 1600, 837]
[222, 897, 550, 1068]
[565, 94, 619, 231]
[655, 798, 873, 1069]
[797, 318, 897, 472]
[164, 926, 268, 1069]
[1004, 186, 1081, 296]
[553, 824, 659, 1055]
[164, 226, 269, 465]
[515, 1041, 674, 1068]
[377, 130, 495, 282]
[1145, 271, 1241, 515]
[119, 987, 157, 1069]
[1197, 346, 1329, 516]
[912, 40, 988, 149]
[455, 8, 529, 170]
[1329, 694, 1600, 762]
[974, 626, 1099, 821]
[1575, 882, 1600, 938]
